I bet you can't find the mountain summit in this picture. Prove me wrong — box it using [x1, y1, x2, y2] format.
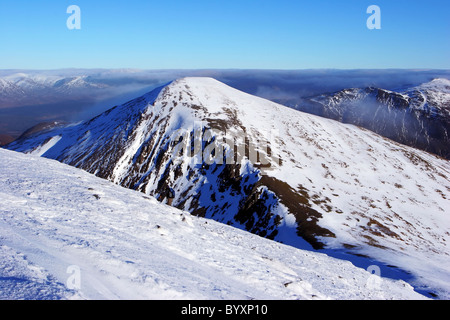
[5, 77, 450, 297]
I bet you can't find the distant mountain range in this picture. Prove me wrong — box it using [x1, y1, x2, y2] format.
[0, 74, 109, 108]
[5, 77, 450, 298]
[0, 71, 161, 141]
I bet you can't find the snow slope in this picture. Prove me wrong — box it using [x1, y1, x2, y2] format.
[0, 148, 426, 300]
[5, 77, 450, 298]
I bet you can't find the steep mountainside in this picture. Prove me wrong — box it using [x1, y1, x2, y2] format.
[0, 148, 427, 300]
[5, 77, 450, 298]
[294, 78, 450, 159]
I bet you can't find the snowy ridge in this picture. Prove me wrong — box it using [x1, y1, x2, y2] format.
[300, 78, 450, 159]
[406, 78, 450, 117]
[0, 148, 426, 300]
[5, 77, 450, 298]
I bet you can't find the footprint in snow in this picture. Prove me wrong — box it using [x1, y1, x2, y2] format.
[283, 280, 323, 300]
[179, 214, 195, 227]
[155, 225, 170, 236]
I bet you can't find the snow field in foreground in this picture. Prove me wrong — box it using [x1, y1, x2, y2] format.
[0, 149, 426, 300]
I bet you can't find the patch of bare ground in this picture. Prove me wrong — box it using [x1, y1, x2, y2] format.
[258, 176, 336, 249]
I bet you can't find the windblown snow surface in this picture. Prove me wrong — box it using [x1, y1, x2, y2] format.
[0, 148, 427, 300]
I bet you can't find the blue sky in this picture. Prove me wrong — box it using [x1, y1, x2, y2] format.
[0, 0, 449, 69]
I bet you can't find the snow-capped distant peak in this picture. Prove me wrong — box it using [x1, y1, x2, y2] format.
[417, 78, 450, 90]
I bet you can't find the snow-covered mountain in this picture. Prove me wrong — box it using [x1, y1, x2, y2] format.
[0, 148, 428, 300]
[5, 77, 450, 298]
[294, 78, 450, 159]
